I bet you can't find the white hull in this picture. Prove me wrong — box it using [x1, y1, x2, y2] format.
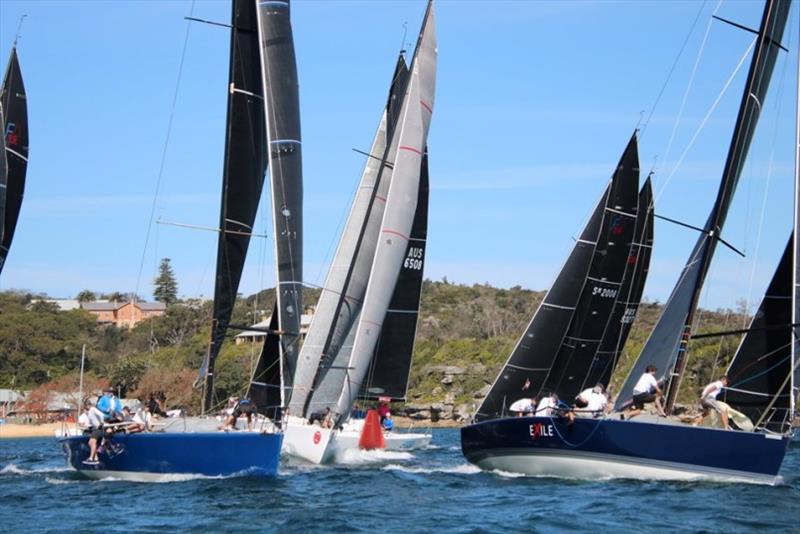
[474, 449, 779, 485]
[282, 417, 431, 464]
[75, 469, 221, 482]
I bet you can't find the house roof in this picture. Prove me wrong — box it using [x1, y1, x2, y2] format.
[81, 301, 166, 312]
[0, 389, 24, 403]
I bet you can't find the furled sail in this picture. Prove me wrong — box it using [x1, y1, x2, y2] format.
[540, 133, 640, 402]
[474, 185, 609, 421]
[256, 0, 304, 404]
[723, 236, 793, 433]
[582, 178, 654, 392]
[614, 0, 791, 412]
[201, 0, 268, 412]
[290, 55, 410, 416]
[360, 149, 430, 401]
[0, 48, 28, 276]
[247, 303, 282, 417]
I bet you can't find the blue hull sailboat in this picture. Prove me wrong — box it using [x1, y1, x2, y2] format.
[462, 0, 795, 485]
[61, 0, 304, 480]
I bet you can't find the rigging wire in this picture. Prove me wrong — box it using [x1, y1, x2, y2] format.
[134, 0, 196, 301]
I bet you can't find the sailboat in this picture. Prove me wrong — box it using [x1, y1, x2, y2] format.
[281, 1, 437, 464]
[0, 44, 28, 277]
[462, 0, 794, 484]
[59, 0, 301, 480]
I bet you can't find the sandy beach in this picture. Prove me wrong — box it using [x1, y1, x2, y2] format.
[0, 423, 63, 438]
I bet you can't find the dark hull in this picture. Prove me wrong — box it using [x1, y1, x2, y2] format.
[60, 431, 282, 480]
[461, 416, 790, 484]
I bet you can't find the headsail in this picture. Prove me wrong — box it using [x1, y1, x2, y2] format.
[540, 133, 640, 402]
[0, 48, 28, 276]
[291, 55, 410, 416]
[360, 149, 430, 401]
[247, 303, 282, 418]
[614, 0, 791, 413]
[0, 104, 7, 250]
[474, 185, 609, 421]
[201, 0, 269, 412]
[583, 178, 654, 392]
[256, 0, 304, 404]
[723, 236, 793, 433]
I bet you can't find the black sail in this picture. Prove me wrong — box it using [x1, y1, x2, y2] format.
[256, 0, 303, 402]
[475, 185, 609, 421]
[0, 104, 7, 249]
[202, 0, 268, 412]
[541, 134, 640, 402]
[248, 303, 282, 418]
[723, 236, 793, 433]
[615, 0, 791, 412]
[584, 178, 654, 391]
[360, 149, 429, 401]
[0, 48, 28, 276]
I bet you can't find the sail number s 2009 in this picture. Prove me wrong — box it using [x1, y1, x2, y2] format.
[404, 247, 424, 270]
[591, 286, 617, 298]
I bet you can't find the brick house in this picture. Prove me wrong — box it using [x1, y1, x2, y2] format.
[81, 301, 166, 329]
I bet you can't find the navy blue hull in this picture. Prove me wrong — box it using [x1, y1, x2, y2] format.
[461, 416, 790, 483]
[60, 432, 283, 478]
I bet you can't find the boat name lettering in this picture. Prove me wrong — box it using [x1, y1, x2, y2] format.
[529, 423, 553, 440]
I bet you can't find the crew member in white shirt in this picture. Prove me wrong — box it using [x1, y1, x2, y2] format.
[508, 397, 536, 417]
[625, 365, 666, 419]
[536, 393, 558, 417]
[697, 375, 730, 429]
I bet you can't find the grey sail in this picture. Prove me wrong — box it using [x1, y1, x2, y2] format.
[540, 133, 640, 402]
[201, 0, 268, 411]
[723, 236, 793, 433]
[290, 55, 410, 416]
[583, 178, 654, 392]
[360, 149, 430, 401]
[474, 185, 609, 421]
[256, 0, 303, 402]
[331, 2, 437, 421]
[614, 0, 791, 412]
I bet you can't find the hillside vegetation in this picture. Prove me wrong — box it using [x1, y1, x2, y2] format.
[0, 282, 748, 419]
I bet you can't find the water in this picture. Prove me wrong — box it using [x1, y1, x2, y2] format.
[1, 430, 798, 532]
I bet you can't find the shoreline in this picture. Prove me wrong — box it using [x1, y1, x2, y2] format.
[0, 422, 63, 438]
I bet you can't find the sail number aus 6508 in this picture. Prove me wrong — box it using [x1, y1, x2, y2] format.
[404, 247, 424, 270]
[592, 286, 617, 299]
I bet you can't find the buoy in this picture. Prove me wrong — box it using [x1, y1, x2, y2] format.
[358, 409, 386, 449]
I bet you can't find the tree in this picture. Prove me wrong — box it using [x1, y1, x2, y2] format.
[102, 291, 127, 303]
[153, 258, 178, 305]
[76, 289, 96, 303]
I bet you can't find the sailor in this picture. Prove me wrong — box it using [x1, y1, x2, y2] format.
[77, 402, 92, 430]
[225, 397, 256, 431]
[83, 402, 108, 465]
[96, 387, 124, 423]
[697, 375, 730, 430]
[308, 407, 332, 429]
[535, 393, 558, 417]
[508, 397, 536, 417]
[626, 365, 667, 419]
[382, 412, 394, 432]
[377, 397, 391, 425]
[575, 385, 608, 418]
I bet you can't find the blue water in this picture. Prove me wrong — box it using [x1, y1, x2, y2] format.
[1, 430, 798, 532]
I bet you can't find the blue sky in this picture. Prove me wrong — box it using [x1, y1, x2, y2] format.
[0, 0, 797, 314]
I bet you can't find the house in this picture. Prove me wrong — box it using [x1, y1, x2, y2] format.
[81, 300, 166, 329]
[0, 389, 24, 418]
[234, 312, 314, 345]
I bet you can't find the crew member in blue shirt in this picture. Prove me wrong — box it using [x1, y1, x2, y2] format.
[96, 387, 124, 423]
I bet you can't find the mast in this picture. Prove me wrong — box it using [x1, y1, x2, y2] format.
[615, 0, 791, 413]
[255, 0, 303, 406]
[0, 103, 7, 250]
[201, 0, 268, 413]
[792, 33, 799, 426]
[0, 47, 28, 277]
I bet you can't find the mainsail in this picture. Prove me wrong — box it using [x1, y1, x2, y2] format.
[540, 133, 640, 402]
[475, 185, 610, 421]
[256, 0, 303, 403]
[723, 236, 793, 433]
[0, 47, 28, 276]
[583, 178, 654, 392]
[614, 0, 791, 412]
[0, 104, 7, 250]
[360, 149, 430, 401]
[201, 0, 269, 412]
[291, 55, 411, 416]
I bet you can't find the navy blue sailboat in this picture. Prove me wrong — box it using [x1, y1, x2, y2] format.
[60, 0, 303, 480]
[462, 0, 794, 484]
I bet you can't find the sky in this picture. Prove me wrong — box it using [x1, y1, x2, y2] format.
[0, 0, 797, 314]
